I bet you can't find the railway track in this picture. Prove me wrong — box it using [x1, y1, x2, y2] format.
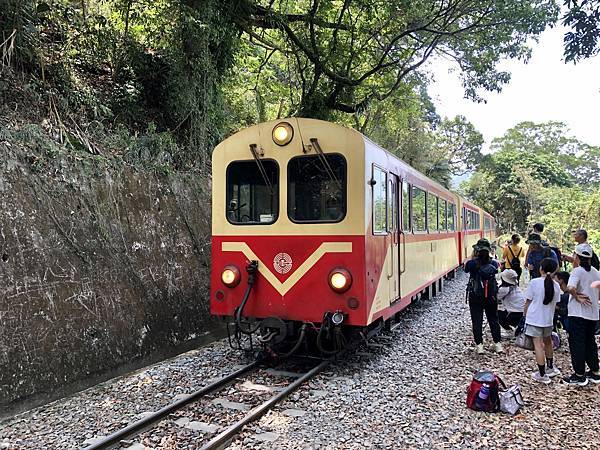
[84, 355, 335, 450]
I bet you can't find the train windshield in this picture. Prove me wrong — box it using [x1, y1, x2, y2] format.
[226, 160, 279, 224]
[288, 154, 346, 222]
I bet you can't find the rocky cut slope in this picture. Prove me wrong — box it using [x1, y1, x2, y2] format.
[0, 127, 218, 415]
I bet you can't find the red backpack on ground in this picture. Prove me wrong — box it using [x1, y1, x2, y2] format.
[466, 370, 505, 412]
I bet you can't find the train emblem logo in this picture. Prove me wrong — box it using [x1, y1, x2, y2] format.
[273, 252, 293, 274]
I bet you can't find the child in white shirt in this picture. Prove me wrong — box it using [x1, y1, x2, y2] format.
[497, 269, 524, 336]
[524, 258, 560, 384]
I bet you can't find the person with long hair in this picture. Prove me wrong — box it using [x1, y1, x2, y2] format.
[523, 257, 560, 384]
[465, 239, 502, 354]
[563, 243, 600, 386]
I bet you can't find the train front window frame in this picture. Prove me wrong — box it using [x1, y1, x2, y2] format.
[288, 153, 347, 223]
[226, 159, 279, 225]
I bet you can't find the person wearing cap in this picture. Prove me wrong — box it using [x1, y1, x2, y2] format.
[526, 233, 558, 279]
[464, 238, 503, 354]
[562, 243, 600, 386]
[524, 223, 547, 266]
[497, 269, 525, 337]
[562, 229, 600, 270]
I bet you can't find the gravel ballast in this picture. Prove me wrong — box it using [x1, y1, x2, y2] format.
[2, 271, 600, 449]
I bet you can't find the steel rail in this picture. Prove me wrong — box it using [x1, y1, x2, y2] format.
[200, 357, 332, 450]
[84, 360, 261, 450]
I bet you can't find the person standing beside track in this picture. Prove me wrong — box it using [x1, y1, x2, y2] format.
[523, 258, 561, 384]
[562, 244, 600, 386]
[464, 238, 503, 354]
[526, 233, 559, 279]
[562, 229, 600, 271]
[502, 234, 524, 282]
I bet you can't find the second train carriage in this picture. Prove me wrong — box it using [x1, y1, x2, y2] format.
[210, 118, 496, 352]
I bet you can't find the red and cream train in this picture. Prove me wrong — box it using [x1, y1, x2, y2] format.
[210, 118, 496, 352]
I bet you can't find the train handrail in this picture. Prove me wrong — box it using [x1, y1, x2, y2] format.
[399, 230, 406, 274]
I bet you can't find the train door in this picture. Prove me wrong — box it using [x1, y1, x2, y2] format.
[462, 207, 469, 262]
[388, 174, 400, 302]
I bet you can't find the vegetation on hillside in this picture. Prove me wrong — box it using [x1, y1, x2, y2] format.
[462, 121, 600, 250]
[2, 0, 559, 178]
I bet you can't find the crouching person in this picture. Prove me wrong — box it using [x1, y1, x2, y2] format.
[524, 258, 560, 384]
[497, 269, 524, 337]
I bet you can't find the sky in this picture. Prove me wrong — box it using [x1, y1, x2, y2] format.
[428, 24, 600, 152]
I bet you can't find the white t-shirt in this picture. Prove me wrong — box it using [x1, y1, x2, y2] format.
[567, 267, 600, 321]
[497, 285, 525, 313]
[524, 277, 560, 327]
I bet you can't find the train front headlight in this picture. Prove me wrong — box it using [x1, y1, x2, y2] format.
[328, 268, 352, 293]
[272, 122, 293, 146]
[221, 265, 241, 288]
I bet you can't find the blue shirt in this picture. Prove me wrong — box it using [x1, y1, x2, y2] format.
[527, 248, 558, 279]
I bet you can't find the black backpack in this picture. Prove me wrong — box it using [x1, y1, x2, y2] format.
[507, 247, 522, 269]
[467, 262, 498, 302]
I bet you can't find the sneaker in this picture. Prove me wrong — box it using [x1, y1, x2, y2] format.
[585, 371, 600, 384]
[476, 343, 485, 354]
[532, 371, 551, 384]
[563, 373, 589, 386]
[493, 342, 504, 353]
[546, 367, 561, 378]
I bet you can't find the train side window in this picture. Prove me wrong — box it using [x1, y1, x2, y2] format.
[391, 178, 398, 232]
[411, 186, 426, 232]
[226, 159, 279, 225]
[448, 203, 455, 231]
[388, 178, 395, 231]
[427, 193, 438, 232]
[288, 153, 347, 223]
[372, 166, 387, 234]
[402, 182, 411, 231]
[439, 199, 447, 231]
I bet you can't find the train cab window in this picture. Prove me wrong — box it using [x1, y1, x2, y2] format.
[411, 186, 426, 232]
[402, 182, 411, 231]
[439, 199, 447, 231]
[448, 203, 456, 231]
[372, 166, 387, 234]
[427, 193, 438, 232]
[226, 159, 279, 225]
[288, 154, 346, 222]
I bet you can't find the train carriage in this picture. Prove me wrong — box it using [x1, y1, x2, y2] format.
[211, 118, 495, 352]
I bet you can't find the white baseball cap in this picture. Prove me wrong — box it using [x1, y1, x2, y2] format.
[575, 243, 593, 258]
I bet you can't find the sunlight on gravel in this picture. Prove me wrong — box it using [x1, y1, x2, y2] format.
[1, 272, 599, 450]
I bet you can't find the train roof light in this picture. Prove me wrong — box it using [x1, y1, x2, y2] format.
[272, 122, 293, 146]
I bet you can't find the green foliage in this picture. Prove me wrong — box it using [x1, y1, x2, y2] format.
[530, 185, 600, 250]
[563, 0, 600, 62]
[464, 121, 598, 233]
[0, 0, 562, 174]
[490, 121, 600, 185]
[232, 0, 559, 119]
